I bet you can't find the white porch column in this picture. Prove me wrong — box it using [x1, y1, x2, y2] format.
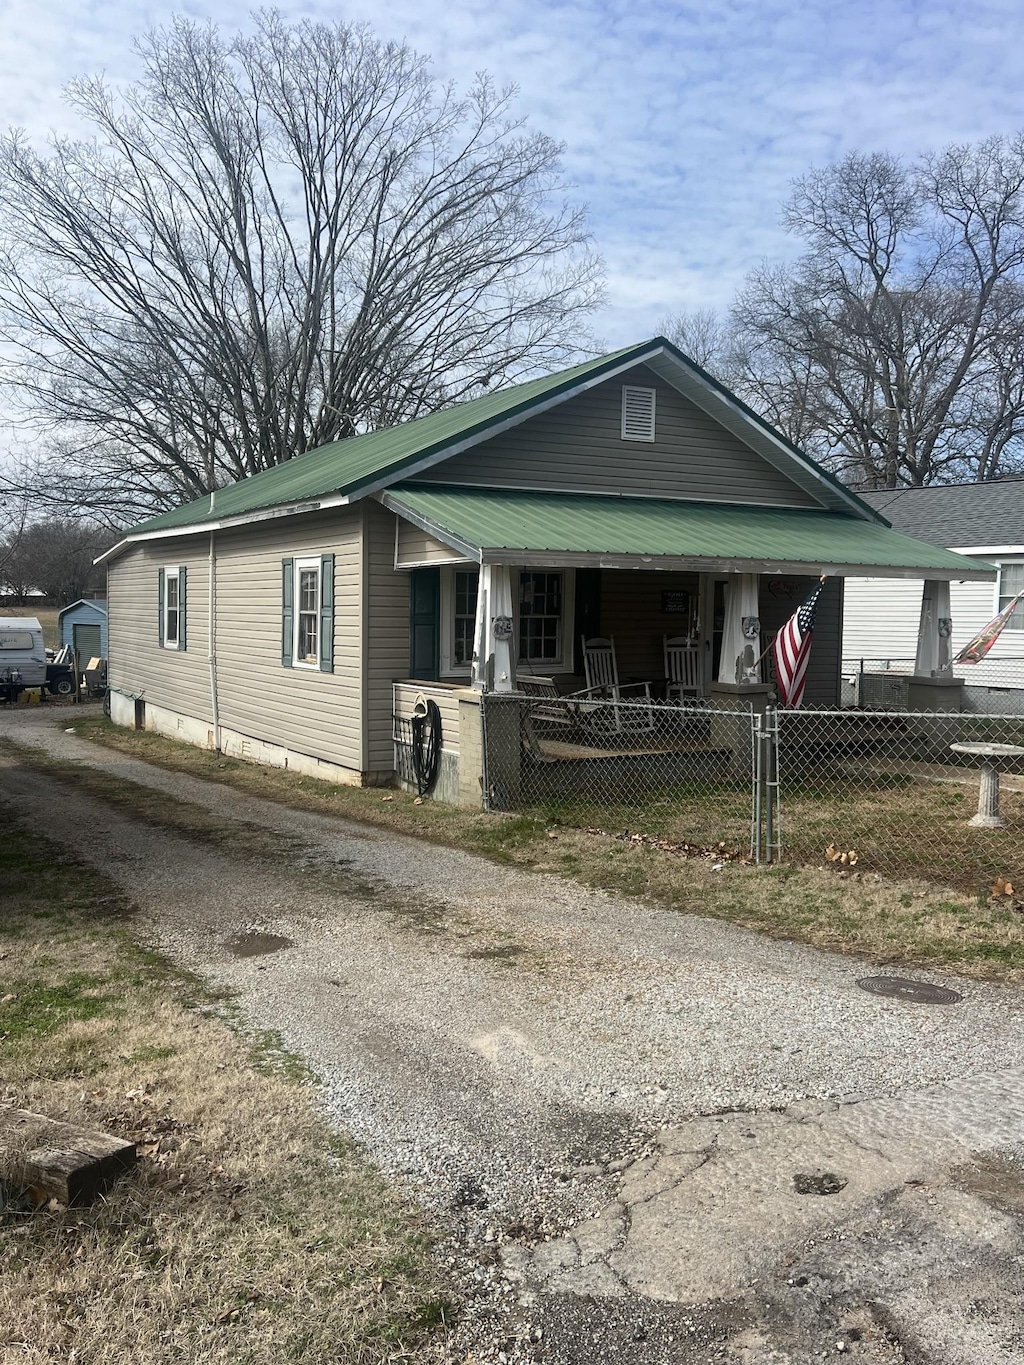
[471, 563, 516, 692]
[718, 573, 761, 685]
[914, 579, 953, 678]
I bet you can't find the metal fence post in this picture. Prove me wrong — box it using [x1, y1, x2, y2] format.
[765, 705, 782, 864]
[752, 712, 763, 864]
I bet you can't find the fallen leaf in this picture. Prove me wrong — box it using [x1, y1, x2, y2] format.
[380, 795, 394, 802]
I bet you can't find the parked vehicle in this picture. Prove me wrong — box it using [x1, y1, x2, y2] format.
[0, 617, 75, 702]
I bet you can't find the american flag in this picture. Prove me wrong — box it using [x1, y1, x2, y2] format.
[772, 578, 826, 709]
[955, 592, 1024, 664]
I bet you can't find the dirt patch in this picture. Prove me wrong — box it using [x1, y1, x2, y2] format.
[951, 1149, 1024, 1215]
[223, 931, 294, 959]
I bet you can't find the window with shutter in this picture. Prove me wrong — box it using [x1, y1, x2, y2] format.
[621, 385, 656, 441]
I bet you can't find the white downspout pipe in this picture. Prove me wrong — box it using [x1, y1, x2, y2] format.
[208, 528, 220, 751]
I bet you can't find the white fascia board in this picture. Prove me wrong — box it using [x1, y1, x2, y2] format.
[950, 545, 1024, 557]
[476, 548, 995, 580]
[378, 492, 482, 563]
[95, 491, 354, 564]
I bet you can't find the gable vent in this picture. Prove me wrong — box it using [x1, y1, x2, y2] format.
[621, 385, 656, 441]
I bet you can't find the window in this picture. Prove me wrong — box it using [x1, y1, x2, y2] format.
[440, 567, 573, 676]
[999, 562, 1024, 630]
[159, 566, 186, 651]
[294, 557, 321, 666]
[621, 384, 656, 441]
[165, 571, 180, 648]
[282, 554, 335, 672]
[453, 570, 479, 665]
[519, 571, 563, 663]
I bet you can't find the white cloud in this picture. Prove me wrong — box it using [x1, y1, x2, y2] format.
[0, 0, 1022, 353]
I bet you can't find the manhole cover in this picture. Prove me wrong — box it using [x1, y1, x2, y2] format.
[856, 975, 961, 1004]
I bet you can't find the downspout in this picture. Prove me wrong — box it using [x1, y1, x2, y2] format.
[208, 491, 221, 752]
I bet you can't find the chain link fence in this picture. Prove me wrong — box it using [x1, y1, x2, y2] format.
[481, 691, 758, 858]
[774, 708, 1024, 893]
[843, 656, 1024, 715]
[481, 690, 1024, 893]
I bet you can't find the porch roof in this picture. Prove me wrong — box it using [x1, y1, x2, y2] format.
[381, 485, 996, 581]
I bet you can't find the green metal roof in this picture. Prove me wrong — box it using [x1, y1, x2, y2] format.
[119, 335, 884, 542]
[127, 342, 651, 536]
[384, 485, 995, 579]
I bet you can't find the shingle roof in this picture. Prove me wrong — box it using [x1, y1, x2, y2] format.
[384, 485, 994, 578]
[858, 481, 1024, 549]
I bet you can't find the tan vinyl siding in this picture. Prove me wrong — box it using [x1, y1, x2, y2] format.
[392, 682, 463, 750]
[395, 517, 471, 566]
[598, 571, 701, 682]
[213, 508, 363, 771]
[365, 504, 412, 772]
[107, 539, 212, 722]
[417, 365, 820, 509]
[759, 576, 843, 708]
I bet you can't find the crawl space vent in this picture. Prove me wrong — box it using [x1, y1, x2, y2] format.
[621, 385, 656, 441]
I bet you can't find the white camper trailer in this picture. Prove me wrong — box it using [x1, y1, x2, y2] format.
[0, 617, 47, 702]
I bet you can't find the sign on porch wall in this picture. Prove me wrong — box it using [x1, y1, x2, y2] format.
[661, 591, 691, 613]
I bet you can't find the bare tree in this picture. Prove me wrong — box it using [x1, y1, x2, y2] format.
[728, 141, 1024, 487]
[660, 308, 734, 373]
[0, 493, 30, 598]
[2, 518, 109, 603]
[0, 13, 601, 521]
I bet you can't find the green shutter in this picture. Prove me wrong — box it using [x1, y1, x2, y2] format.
[177, 566, 187, 652]
[319, 553, 335, 673]
[281, 558, 293, 667]
[158, 568, 165, 647]
[409, 568, 440, 680]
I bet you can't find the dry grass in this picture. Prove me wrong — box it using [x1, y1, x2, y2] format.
[69, 717, 1024, 982]
[0, 809, 449, 1364]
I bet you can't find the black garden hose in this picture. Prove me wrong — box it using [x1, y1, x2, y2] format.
[411, 699, 442, 797]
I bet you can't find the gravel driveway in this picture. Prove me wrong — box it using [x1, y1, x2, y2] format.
[5, 706, 1024, 1363]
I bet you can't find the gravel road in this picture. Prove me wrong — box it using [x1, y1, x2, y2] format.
[5, 706, 1024, 1363]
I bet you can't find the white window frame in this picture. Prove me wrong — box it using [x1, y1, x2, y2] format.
[293, 556, 322, 668]
[621, 384, 657, 441]
[997, 560, 1024, 631]
[163, 568, 181, 650]
[440, 567, 575, 678]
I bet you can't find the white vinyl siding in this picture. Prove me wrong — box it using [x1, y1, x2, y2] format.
[107, 542, 210, 721]
[213, 510, 362, 771]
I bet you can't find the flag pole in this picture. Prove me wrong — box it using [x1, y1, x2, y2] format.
[753, 574, 828, 670]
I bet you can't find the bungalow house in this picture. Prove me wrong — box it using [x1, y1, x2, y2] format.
[843, 480, 1024, 711]
[98, 338, 991, 804]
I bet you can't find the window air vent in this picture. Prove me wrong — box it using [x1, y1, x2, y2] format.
[621, 385, 656, 441]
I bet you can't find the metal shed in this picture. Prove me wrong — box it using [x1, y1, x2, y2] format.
[58, 599, 108, 661]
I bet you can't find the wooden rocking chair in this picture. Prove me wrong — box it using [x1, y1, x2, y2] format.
[664, 635, 703, 702]
[576, 636, 655, 732]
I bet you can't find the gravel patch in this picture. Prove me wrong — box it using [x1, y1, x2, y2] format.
[7, 708, 1024, 1361]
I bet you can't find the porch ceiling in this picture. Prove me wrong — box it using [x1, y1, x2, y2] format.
[381, 485, 996, 581]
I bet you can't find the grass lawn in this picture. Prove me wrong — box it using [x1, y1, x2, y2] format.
[64, 717, 1024, 983]
[0, 806, 449, 1364]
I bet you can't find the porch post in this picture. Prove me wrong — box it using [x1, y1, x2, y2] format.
[908, 577, 962, 712]
[472, 563, 516, 692]
[718, 573, 761, 685]
[914, 579, 953, 677]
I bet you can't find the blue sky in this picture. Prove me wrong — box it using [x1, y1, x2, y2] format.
[1, 0, 1022, 348]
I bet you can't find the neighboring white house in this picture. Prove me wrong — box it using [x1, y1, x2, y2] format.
[844, 481, 1024, 706]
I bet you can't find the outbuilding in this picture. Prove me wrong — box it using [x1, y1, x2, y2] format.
[58, 598, 108, 661]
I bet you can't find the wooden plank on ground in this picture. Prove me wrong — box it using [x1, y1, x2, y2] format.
[0, 1106, 136, 1205]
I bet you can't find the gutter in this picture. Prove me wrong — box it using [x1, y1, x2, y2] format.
[208, 527, 220, 752]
